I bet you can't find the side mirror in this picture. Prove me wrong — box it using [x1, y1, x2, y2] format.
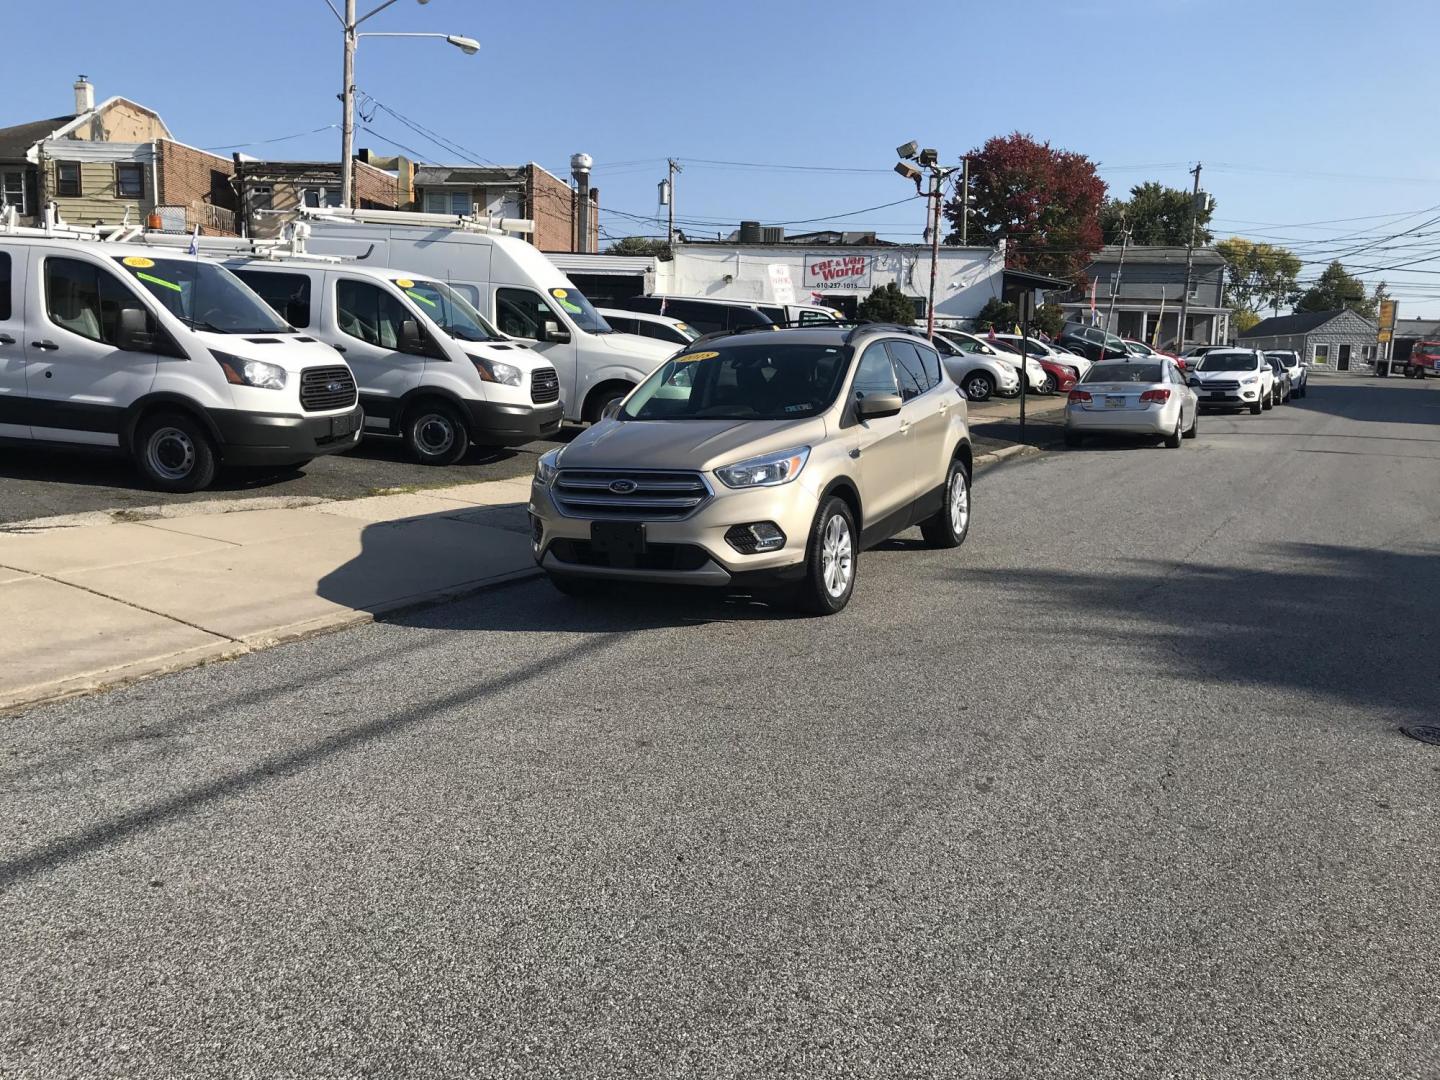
[116, 307, 154, 352]
[855, 392, 903, 420]
[398, 319, 425, 355]
[543, 319, 571, 345]
[600, 398, 624, 421]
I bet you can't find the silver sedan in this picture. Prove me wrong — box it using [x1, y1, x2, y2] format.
[1064, 358, 1198, 448]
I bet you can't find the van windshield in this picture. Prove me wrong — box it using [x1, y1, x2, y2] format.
[113, 256, 290, 334]
[621, 342, 849, 422]
[395, 279, 500, 342]
[544, 285, 612, 333]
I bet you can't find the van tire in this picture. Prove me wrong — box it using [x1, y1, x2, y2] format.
[584, 382, 633, 423]
[404, 401, 469, 465]
[134, 411, 217, 493]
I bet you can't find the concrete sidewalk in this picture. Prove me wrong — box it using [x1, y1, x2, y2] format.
[0, 477, 537, 713]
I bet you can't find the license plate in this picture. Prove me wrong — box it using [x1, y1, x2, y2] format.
[330, 412, 357, 437]
[1208, 392, 1227, 400]
[1105, 395, 1125, 408]
[591, 521, 646, 567]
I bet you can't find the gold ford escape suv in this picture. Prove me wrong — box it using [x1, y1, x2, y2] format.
[528, 324, 974, 614]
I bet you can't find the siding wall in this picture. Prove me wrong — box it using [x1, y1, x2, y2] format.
[41, 141, 155, 226]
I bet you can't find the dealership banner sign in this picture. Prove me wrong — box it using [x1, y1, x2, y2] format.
[803, 254, 872, 290]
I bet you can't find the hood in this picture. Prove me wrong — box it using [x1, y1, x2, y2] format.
[598, 332, 677, 363]
[191, 330, 346, 373]
[1190, 366, 1258, 380]
[556, 416, 828, 474]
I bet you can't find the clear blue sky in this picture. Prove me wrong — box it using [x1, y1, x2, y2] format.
[7, 0, 1440, 312]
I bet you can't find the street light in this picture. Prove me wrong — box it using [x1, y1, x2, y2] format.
[895, 139, 958, 337]
[325, 0, 478, 208]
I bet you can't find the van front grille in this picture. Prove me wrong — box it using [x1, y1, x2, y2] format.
[531, 367, 560, 404]
[299, 365, 358, 412]
[551, 469, 710, 520]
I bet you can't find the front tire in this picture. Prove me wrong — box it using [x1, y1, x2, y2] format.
[962, 372, 995, 402]
[405, 401, 470, 465]
[134, 411, 218, 493]
[1250, 399, 1263, 415]
[1039, 372, 1057, 395]
[791, 496, 857, 616]
[920, 459, 971, 549]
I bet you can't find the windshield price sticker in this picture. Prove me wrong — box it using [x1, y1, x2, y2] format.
[551, 288, 568, 299]
[122, 256, 155, 269]
[674, 351, 718, 364]
[395, 278, 415, 288]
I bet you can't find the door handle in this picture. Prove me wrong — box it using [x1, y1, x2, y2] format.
[30, 340, 58, 351]
[0, 333, 14, 345]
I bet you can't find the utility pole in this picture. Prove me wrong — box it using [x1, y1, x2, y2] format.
[666, 158, 682, 247]
[1175, 162, 1203, 353]
[926, 169, 944, 337]
[960, 156, 970, 246]
[340, 0, 357, 208]
[1105, 214, 1129, 334]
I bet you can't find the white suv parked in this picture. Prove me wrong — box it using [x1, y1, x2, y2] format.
[1188, 349, 1274, 414]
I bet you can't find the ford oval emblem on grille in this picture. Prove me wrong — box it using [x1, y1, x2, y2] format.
[326, 381, 344, 393]
[608, 479, 638, 494]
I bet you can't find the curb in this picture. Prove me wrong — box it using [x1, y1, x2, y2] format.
[0, 566, 543, 717]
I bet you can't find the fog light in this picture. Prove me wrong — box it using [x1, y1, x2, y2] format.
[725, 521, 786, 555]
[529, 513, 544, 549]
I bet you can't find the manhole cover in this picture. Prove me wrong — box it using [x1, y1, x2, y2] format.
[1400, 725, 1440, 746]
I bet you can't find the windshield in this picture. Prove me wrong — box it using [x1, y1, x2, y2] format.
[395, 279, 500, 342]
[1414, 343, 1440, 357]
[1084, 362, 1163, 383]
[1126, 341, 1152, 355]
[987, 336, 1022, 354]
[113, 256, 289, 334]
[1197, 352, 1260, 372]
[544, 285, 611, 333]
[621, 342, 849, 422]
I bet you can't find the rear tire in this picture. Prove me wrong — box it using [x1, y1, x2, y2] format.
[1262, 390, 1273, 411]
[919, 459, 971, 549]
[962, 372, 994, 402]
[1183, 410, 1198, 439]
[1164, 416, 1183, 448]
[791, 496, 857, 616]
[134, 411, 217, 493]
[405, 401, 469, 466]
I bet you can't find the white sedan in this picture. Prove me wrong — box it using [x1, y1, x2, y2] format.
[1064, 357, 1198, 448]
[993, 333, 1093, 380]
[937, 330, 1048, 392]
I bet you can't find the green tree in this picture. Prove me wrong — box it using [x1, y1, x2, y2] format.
[604, 236, 672, 260]
[1034, 303, 1066, 338]
[942, 132, 1106, 286]
[970, 297, 1017, 333]
[1100, 182, 1213, 246]
[1295, 260, 1375, 318]
[856, 282, 917, 324]
[1215, 237, 1303, 315]
[1232, 308, 1262, 335]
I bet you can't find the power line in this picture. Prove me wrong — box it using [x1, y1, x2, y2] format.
[203, 124, 339, 151]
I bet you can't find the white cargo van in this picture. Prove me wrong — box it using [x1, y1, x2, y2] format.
[0, 232, 362, 491]
[298, 209, 676, 422]
[223, 260, 562, 463]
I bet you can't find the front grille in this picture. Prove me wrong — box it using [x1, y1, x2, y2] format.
[1203, 380, 1241, 391]
[299, 365, 358, 412]
[531, 366, 560, 404]
[549, 539, 709, 571]
[552, 469, 710, 520]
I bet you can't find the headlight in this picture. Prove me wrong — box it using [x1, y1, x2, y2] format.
[470, 354, 523, 387]
[715, 446, 810, 489]
[211, 350, 286, 390]
[1241, 375, 1259, 385]
[535, 448, 561, 486]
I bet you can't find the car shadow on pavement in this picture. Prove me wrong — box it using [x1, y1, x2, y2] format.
[944, 541, 1440, 732]
[1290, 379, 1440, 426]
[0, 445, 308, 493]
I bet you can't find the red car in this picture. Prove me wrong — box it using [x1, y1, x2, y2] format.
[1038, 357, 1079, 394]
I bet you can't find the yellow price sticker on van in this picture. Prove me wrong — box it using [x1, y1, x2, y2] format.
[395, 278, 414, 288]
[550, 288, 568, 299]
[673, 350, 718, 364]
[122, 256, 155, 269]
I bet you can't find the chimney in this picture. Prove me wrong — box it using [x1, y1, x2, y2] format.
[74, 75, 95, 114]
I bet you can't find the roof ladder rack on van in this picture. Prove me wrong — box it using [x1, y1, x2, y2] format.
[297, 206, 536, 238]
[0, 202, 137, 242]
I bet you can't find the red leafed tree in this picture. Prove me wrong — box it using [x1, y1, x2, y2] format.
[944, 132, 1107, 287]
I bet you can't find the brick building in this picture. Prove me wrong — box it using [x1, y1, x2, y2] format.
[231, 157, 406, 237]
[412, 162, 597, 252]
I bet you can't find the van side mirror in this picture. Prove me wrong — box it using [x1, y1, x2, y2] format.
[543, 319, 571, 345]
[856, 391, 903, 420]
[116, 307, 154, 352]
[398, 319, 426, 355]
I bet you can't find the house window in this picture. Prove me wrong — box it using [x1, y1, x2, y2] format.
[1362, 344, 1375, 362]
[424, 190, 471, 215]
[55, 162, 81, 198]
[1, 170, 25, 212]
[116, 163, 145, 199]
[303, 187, 342, 209]
[1312, 343, 1330, 365]
[249, 184, 274, 211]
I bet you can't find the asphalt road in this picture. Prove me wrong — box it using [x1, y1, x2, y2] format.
[2, 376, 1438, 1078]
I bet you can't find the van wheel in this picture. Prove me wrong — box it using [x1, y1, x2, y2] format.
[405, 401, 469, 465]
[134, 412, 217, 493]
[962, 372, 994, 402]
[920, 458, 971, 549]
[585, 383, 631, 423]
[790, 496, 857, 616]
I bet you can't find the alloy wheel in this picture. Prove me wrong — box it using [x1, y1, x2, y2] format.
[821, 514, 853, 598]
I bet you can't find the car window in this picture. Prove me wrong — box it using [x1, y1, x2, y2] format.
[917, 344, 942, 386]
[622, 342, 849, 421]
[44, 256, 158, 346]
[798, 309, 835, 326]
[336, 278, 412, 350]
[605, 314, 637, 334]
[665, 300, 724, 335]
[495, 287, 557, 340]
[852, 343, 900, 398]
[758, 306, 785, 324]
[1084, 362, 1163, 383]
[885, 339, 934, 399]
[234, 269, 312, 328]
[640, 321, 684, 344]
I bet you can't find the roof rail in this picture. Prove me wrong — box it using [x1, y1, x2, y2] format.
[842, 321, 919, 343]
[105, 221, 352, 263]
[0, 202, 135, 242]
[297, 206, 535, 237]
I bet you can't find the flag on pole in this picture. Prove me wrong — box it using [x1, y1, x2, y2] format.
[187, 226, 200, 255]
[659, 296, 667, 316]
[1152, 287, 1166, 349]
[1088, 277, 1098, 322]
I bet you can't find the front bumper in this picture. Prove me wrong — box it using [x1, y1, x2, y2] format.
[1193, 385, 1261, 406]
[210, 405, 363, 465]
[465, 400, 564, 447]
[528, 475, 818, 587]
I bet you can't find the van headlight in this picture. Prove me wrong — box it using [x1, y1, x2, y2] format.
[715, 446, 810, 489]
[211, 350, 286, 390]
[535, 448, 561, 486]
[470, 354, 523, 387]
